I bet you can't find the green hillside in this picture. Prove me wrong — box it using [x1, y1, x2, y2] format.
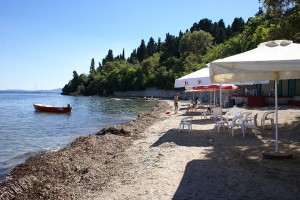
[62, 0, 299, 96]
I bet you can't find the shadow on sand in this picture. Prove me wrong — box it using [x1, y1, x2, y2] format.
[152, 108, 300, 200]
[172, 158, 300, 200]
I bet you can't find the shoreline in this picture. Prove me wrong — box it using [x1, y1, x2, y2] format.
[0, 101, 172, 199]
[0, 96, 160, 183]
[1, 100, 300, 199]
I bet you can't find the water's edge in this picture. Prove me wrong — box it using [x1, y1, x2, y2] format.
[0, 98, 164, 182]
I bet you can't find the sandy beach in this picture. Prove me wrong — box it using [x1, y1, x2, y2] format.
[0, 100, 300, 199]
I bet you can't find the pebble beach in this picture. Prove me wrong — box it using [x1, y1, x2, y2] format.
[0, 100, 300, 199]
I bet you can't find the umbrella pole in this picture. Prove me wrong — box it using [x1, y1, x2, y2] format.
[200, 91, 202, 104]
[220, 84, 222, 108]
[214, 90, 216, 107]
[275, 78, 279, 152]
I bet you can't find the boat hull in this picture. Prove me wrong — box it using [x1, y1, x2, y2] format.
[33, 104, 72, 113]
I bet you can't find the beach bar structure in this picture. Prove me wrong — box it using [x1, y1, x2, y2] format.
[231, 79, 300, 106]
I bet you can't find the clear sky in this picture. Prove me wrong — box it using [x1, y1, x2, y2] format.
[0, 0, 261, 90]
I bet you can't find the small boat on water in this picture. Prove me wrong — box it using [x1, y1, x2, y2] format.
[33, 104, 72, 113]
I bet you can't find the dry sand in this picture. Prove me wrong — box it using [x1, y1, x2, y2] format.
[0, 100, 300, 200]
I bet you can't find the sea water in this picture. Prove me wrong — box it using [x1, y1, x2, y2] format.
[0, 92, 158, 181]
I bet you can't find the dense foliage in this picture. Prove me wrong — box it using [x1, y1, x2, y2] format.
[62, 1, 299, 96]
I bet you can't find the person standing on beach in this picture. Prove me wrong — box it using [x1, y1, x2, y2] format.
[174, 93, 179, 114]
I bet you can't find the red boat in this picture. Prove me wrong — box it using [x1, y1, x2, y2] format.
[33, 104, 72, 113]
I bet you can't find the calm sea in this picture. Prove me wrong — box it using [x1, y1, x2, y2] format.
[0, 92, 158, 181]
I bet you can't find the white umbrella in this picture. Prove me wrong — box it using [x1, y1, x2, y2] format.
[175, 65, 268, 108]
[174, 67, 211, 88]
[174, 65, 268, 88]
[210, 40, 300, 153]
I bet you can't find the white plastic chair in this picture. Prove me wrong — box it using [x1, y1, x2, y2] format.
[242, 112, 252, 119]
[214, 115, 227, 133]
[242, 113, 258, 137]
[224, 107, 243, 122]
[231, 106, 241, 117]
[211, 107, 222, 121]
[228, 114, 243, 137]
[179, 117, 193, 132]
[225, 106, 241, 118]
[200, 107, 211, 119]
[261, 111, 275, 130]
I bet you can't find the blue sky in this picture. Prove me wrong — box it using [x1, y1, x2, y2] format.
[0, 0, 261, 90]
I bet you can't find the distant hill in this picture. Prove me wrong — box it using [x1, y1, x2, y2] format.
[0, 88, 62, 94]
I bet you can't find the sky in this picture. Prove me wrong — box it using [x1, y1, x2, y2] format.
[0, 0, 261, 90]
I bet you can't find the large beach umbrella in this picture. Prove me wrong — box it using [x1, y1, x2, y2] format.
[193, 84, 239, 91]
[210, 40, 300, 153]
[175, 67, 214, 106]
[175, 65, 267, 107]
[185, 84, 239, 106]
[174, 67, 211, 88]
[174, 65, 268, 88]
[192, 84, 239, 107]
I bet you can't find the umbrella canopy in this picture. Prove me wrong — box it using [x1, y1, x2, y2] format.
[175, 65, 269, 88]
[192, 84, 239, 107]
[186, 84, 238, 107]
[210, 40, 300, 82]
[210, 40, 300, 153]
[174, 67, 211, 88]
[193, 84, 239, 91]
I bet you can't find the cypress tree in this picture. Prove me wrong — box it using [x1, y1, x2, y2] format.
[121, 48, 125, 60]
[147, 37, 156, 56]
[90, 58, 95, 73]
[157, 37, 161, 52]
[137, 39, 147, 62]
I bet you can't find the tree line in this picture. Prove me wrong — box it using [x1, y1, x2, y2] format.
[62, 0, 299, 96]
